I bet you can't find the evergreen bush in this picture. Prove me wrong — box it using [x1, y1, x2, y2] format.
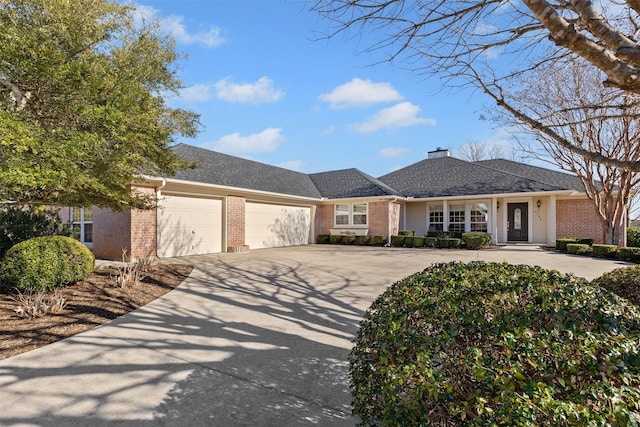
[330, 235, 343, 244]
[0, 205, 69, 258]
[412, 236, 425, 248]
[620, 247, 640, 263]
[461, 232, 492, 249]
[359, 235, 371, 245]
[317, 234, 330, 244]
[592, 265, 640, 307]
[0, 236, 94, 292]
[628, 227, 640, 248]
[566, 243, 590, 255]
[390, 235, 405, 247]
[592, 244, 618, 258]
[424, 237, 438, 248]
[350, 261, 640, 426]
[373, 235, 387, 246]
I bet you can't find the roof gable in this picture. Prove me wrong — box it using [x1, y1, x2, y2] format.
[309, 168, 403, 199]
[474, 159, 585, 192]
[378, 156, 581, 198]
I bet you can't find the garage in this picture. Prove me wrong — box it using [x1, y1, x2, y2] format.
[245, 202, 311, 249]
[157, 195, 223, 257]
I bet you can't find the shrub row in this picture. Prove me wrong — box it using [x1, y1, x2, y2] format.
[557, 237, 640, 262]
[318, 234, 387, 246]
[350, 261, 640, 426]
[391, 232, 491, 250]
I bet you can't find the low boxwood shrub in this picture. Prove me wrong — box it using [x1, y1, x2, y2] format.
[350, 261, 640, 426]
[436, 237, 450, 249]
[566, 243, 590, 255]
[390, 235, 405, 247]
[620, 247, 640, 263]
[592, 265, 640, 307]
[398, 230, 415, 237]
[461, 232, 492, 250]
[424, 237, 438, 248]
[592, 244, 618, 258]
[329, 235, 343, 244]
[359, 235, 371, 245]
[403, 236, 415, 247]
[628, 227, 640, 248]
[555, 238, 578, 252]
[0, 236, 94, 292]
[317, 234, 330, 244]
[576, 238, 594, 246]
[373, 235, 387, 246]
[412, 236, 425, 248]
[344, 235, 356, 245]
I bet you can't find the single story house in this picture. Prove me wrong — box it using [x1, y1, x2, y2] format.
[58, 144, 613, 259]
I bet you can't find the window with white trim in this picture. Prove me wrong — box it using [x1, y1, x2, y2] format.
[428, 204, 444, 231]
[71, 207, 93, 247]
[448, 204, 465, 233]
[334, 203, 368, 226]
[470, 203, 488, 232]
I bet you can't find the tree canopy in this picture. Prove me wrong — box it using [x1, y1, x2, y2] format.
[313, 0, 640, 171]
[0, 0, 199, 210]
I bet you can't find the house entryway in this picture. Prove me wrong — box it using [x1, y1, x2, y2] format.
[507, 202, 529, 241]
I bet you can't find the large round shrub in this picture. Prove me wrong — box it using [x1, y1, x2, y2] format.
[0, 236, 94, 292]
[350, 261, 640, 426]
[592, 265, 640, 307]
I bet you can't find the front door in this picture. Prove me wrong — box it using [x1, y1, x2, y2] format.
[507, 203, 528, 241]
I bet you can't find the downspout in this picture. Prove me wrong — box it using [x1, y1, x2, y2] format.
[388, 197, 399, 246]
[155, 178, 167, 258]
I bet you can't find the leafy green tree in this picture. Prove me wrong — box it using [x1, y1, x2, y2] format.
[0, 0, 199, 209]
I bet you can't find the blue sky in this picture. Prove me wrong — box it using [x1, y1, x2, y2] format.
[131, 0, 516, 177]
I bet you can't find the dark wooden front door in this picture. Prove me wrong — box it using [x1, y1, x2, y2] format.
[507, 203, 528, 241]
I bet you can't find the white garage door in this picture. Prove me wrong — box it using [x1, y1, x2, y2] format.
[157, 195, 223, 257]
[245, 203, 311, 249]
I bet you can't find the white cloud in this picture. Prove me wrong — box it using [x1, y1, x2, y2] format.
[277, 160, 306, 172]
[203, 128, 284, 154]
[319, 78, 403, 109]
[351, 102, 437, 134]
[214, 77, 285, 104]
[177, 83, 215, 102]
[379, 147, 410, 158]
[134, 5, 224, 48]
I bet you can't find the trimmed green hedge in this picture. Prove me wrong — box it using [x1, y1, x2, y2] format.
[344, 235, 356, 245]
[330, 235, 343, 244]
[373, 235, 387, 246]
[592, 244, 618, 258]
[461, 232, 492, 250]
[424, 237, 438, 248]
[0, 236, 94, 292]
[566, 243, 590, 255]
[391, 235, 405, 247]
[359, 235, 372, 245]
[628, 227, 640, 248]
[620, 247, 640, 263]
[317, 234, 330, 244]
[412, 236, 425, 248]
[350, 261, 640, 426]
[398, 230, 415, 236]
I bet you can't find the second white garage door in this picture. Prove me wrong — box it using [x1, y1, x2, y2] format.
[157, 195, 223, 257]
[245, 203, 311, 249]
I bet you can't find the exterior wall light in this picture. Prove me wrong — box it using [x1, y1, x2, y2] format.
[537, 200, 542, 208]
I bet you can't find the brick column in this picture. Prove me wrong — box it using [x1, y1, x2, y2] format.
[227, 196, 249, 253]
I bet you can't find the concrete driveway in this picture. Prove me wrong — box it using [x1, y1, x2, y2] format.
[0, 245, 630, 426]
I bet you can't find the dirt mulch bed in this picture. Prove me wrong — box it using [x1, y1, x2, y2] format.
[0, 263, 193, 361]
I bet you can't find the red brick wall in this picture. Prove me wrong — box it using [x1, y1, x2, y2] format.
[556, 198, 604, 243]
[313, 201, 397, 239]
[93, 185, 158, 260]
[227, 196, 248, 252]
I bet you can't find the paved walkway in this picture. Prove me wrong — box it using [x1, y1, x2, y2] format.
[0, 245, 629, 426]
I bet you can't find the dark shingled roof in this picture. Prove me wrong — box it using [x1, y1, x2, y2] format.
[309, 168, 403, 199]
[168, 144, 588, 200]
[474, 159, 585, 192]
[170, 144, 321, 199]
[378, 156, 582, 198]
